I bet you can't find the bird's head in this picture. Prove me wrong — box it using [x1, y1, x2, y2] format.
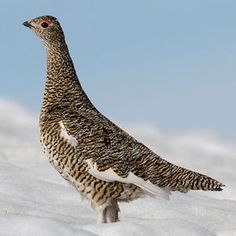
[23, 15, 65, 47]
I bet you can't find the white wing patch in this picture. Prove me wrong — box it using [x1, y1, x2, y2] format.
[59, 121, 78, 147]
[86, 159, 170, 200]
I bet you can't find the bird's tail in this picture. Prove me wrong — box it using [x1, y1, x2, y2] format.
[156, 162, 225, 193]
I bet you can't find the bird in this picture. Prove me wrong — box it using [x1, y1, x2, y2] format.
[23, 15, 224, 224]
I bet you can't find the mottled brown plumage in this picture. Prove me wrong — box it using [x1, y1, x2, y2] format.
[23, 15, 224, 224]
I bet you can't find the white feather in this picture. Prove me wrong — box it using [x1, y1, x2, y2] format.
[59, 121, 78, 147]
[86, 159, 170, 200]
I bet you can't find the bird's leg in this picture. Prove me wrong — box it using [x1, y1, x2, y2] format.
[95, 199, 120, 224]
[96, 204, 108, 224]
[105, 199, 120, 223]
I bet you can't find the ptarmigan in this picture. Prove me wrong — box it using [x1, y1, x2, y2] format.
[23, 15, 224, 224]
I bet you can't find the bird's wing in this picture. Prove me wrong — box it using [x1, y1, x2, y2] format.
[60, 108, 224, 197]
[59, 109, 170, 199]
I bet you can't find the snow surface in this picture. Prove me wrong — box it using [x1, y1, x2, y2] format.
[0, 97, 236, 236]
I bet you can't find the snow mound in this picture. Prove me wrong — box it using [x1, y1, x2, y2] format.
[0, 99, 236, 236]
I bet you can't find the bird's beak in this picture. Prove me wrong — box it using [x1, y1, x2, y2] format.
[23, 21, 32, 28]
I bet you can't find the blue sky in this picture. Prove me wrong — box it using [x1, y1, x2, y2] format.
[0, 0, 235, 139]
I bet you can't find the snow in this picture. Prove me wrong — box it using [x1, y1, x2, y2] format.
[0, 98, 236, 236]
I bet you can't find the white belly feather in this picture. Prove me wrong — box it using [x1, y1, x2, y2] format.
[86, 159, 170, 200]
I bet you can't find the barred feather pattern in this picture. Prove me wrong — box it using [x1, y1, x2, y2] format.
[24, 15, 224, 223]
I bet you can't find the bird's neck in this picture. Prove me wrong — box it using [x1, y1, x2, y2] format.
[40, 44, 94, 115]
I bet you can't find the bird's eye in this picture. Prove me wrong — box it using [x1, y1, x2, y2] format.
[41, 22, 48, 28]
